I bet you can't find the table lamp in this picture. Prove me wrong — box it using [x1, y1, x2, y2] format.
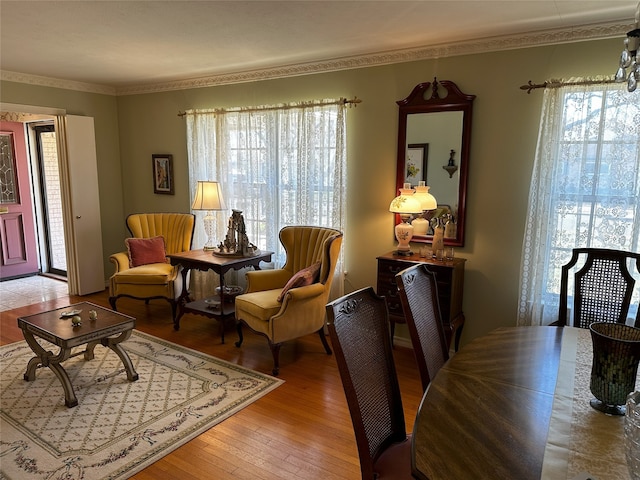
[389, 183, 422, 256]
[411, 181, 438, 235]
[191, 180, 226, 250]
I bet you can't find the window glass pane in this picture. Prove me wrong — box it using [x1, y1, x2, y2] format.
[547, 88, 640, 303]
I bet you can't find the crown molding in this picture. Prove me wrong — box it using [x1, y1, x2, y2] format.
[1, 20, 631, 97]
[0, 70, 116, 96]
[116, 20, 631, 95]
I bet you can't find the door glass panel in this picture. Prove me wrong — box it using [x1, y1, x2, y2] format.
[0, 133, 18, 204]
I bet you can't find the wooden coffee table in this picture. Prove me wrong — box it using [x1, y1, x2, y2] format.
[17, 302, 138, 408]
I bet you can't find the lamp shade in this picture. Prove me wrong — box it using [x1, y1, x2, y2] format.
[191, 181, 226, 211]
[389, 183, 421, 214]
[413, 181, 437, 211]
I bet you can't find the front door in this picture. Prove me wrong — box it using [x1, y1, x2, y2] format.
[0, 121, 39, 279]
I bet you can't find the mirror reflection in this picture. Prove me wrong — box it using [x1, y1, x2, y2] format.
[396, 79, 475, 247]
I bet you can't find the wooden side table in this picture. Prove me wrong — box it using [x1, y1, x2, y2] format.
[376, 251, 466, 351]
[18, 302, 138, 408]
[167, 249, 273, 342]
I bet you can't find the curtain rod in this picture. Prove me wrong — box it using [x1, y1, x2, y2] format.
[519, 78, 616, 94]
[177, 96, 361, 117]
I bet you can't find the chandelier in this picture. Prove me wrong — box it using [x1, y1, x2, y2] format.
[615, 2, 640, 92]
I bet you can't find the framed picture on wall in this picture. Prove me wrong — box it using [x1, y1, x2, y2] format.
[405, 143, 429, 187]
[152, 154, 174, 195]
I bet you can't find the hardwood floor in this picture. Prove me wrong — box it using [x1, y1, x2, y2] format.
[0, 289, 423, 480]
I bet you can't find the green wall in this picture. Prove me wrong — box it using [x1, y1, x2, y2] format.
[0, 37, 623, 346]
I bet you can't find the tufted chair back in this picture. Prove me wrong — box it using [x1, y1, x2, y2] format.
[234, 225, 343, 375]
[126, 213, 194, 255]
[279, 225, 342, 286]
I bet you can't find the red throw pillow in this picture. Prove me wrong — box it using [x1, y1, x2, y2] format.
[277, 262, 321, 302]
[125, 236, 167, 267]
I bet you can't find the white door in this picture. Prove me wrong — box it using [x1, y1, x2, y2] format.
[64, 115, 105, 295]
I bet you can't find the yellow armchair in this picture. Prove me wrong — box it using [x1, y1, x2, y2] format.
[234, 225, 343, 375]
[109, 213, 195, 318]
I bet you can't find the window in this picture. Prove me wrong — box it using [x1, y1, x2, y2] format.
[185, 100, 347, 297]
[518, 82, 640, 326]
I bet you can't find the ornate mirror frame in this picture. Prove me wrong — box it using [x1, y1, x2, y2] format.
[396, 78, 475, 247]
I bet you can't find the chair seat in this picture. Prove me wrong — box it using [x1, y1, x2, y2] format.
[234, 289, 282, 322]
[374, 435, 413, 479]
[111, 263, 176, 285]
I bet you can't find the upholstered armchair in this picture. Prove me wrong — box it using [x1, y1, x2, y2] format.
[234, 225, 343, 375]
[109, 213, 195, 318]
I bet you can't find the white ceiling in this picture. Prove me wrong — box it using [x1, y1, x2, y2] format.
[0, 1, 637, 94]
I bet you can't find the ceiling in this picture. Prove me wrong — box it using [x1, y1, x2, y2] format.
[1, 1, 637, 94]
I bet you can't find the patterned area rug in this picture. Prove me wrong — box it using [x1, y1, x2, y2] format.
[0, 330, 283, 479]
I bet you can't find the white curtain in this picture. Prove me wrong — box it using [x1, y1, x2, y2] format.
[518, 80, 640, 326]
[185, 100, 347, 299]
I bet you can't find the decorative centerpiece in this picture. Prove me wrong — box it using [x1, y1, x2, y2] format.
[213, 209, 259, 257]
[589, 322, 640, 415]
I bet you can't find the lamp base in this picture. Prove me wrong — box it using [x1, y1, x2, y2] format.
[394, 219, 414, 257]
[202, 212, 216, 251]
[394, 249, 413, 256]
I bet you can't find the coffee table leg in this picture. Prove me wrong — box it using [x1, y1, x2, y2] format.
[85, 332, 138, 382]
[102, 330, 139, 382]
[21, 330, 78, 407]
[49, 362, 79, 408]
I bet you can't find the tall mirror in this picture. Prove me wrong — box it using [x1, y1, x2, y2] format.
[396, 78, 475, 247]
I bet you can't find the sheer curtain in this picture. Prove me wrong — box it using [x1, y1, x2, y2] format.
[518, 80, 640, 326]
[185, 100, 347, 299]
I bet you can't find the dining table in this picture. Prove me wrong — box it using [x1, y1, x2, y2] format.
[411, 326, 638, 480]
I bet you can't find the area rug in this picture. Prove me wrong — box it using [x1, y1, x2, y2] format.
[0, 330, 283, 480]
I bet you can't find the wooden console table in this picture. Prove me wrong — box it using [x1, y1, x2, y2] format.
[376, 251, 465, 351]
[167, 249, 273, 342]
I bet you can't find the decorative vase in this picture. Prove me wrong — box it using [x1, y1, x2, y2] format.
[589, 322, 640, 415]
[626, 391, 640, 480]
[431, 218, 444, 258]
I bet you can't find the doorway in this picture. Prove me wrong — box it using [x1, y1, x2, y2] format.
[31, 123, 67, 277]
[1, 106, 105, 295]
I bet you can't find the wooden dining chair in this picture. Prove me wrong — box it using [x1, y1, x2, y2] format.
[396, 263, 449, 393]
[326, 287, 413, 480]
[558, 247, 640, 328]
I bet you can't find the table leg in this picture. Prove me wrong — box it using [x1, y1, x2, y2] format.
[174, 302, 185, 331]
[174, 266, 192, 330]
[91, 330, 139, 382]
[21, 329, 78, 407]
